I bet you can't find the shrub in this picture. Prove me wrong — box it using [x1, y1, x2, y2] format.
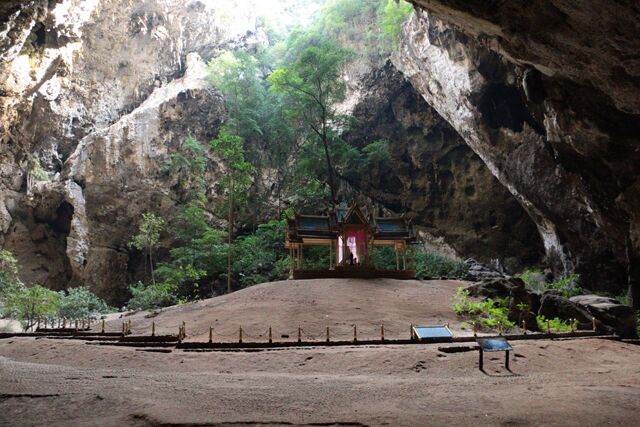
[536, 315, 572, 332]
[2, 284, 60, 330]
[549, 273, 582, 298]
[0, 249, 23, 297]
[127, 281, 178, 310]
[58, 286, 111, 319]
[451, 288, 514, 331]
[517, 269, 582, 298]
[415, 250, 468, 279]
[517, 269, 546, 293]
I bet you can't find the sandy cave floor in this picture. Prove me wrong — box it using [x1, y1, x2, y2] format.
[1, 279, 639, 426]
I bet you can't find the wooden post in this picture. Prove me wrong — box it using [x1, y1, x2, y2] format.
[44, 318, 47, 329]
[299, 245, 303, 270]
[181, 321, 185, 337]
[498, 322, 503, 336]
[63, 318, 67, 328]
[381, 325, 385, 342]
[297, 326, 302, 343]
[473, 321, 478, 337]
[209, 326, 213, 344]
[478, 348, 484, 371]
[268, 326, 272, 344]
[75, 319, 78, 330]
[81, 319, 85, 329]
[152, 321, 155, 337]
[505, 350, 510, 370]
[353, 325, 357, 343]
[395, 245, 400, 270]
[326, 326, 330, 343]
[522, 320, 527, 335]
[402, 244, 407, 270]
[101, 319, 105, 334]
[592, 317, 597, 331]
[569, 318, 574, 332]
[239, 326, 243, 344]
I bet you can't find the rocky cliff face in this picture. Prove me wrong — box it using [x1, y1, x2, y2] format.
[0, 0, 266, 302]
[396, 1, 640, 296]
[343, 62, 543, 271]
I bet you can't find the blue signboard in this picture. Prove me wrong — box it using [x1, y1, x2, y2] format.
[412, 325, 453, 342]
[476, 337, 513, 352]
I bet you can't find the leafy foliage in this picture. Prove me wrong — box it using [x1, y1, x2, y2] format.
[415, 250, 468, 279]
[0, 249, 22, 296]
[130, 212, 165, 286]
[517, 269, 582, 298]
[378, 0, 413, 45]
[58, 287, 111, 320]
[2, 285, 60, 330]
[451, 288, 515, 331]
[536, 315, 572, 332]
[127, 281, 178, 310]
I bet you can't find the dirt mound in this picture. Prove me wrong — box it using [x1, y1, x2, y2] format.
[106, 279, 467, 342]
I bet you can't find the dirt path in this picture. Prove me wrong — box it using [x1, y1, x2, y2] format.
[1, 279, 639, 426]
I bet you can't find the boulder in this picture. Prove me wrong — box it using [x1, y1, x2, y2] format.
[570, 295, 637, 338]
[464, 259, 507, 282]
[538, 293, 593, 330]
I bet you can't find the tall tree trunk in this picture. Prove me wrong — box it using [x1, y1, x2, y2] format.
[321, 132, 337, 204]
[227, 180, 234, 294]
[149, 246, 155, 286]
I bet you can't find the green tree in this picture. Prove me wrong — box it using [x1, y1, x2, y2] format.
[130, 212, 165, 286]
[268, 39, 351, 204]
[378, 0, 413, 45]
[3, 285, 60, 331]
[58, 286, 111, 320]
[0, 249, 22, 295]
[210, 127, 256, 293]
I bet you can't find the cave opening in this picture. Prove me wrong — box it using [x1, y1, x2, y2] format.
[51, 201, 74, 236]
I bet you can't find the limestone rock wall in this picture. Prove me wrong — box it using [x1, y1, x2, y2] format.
[0, 0, 264, 302]
[343, 62, 544, 271]
[397, 2, 640, 295]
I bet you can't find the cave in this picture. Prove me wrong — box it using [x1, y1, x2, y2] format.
[51, 201, 73, 236]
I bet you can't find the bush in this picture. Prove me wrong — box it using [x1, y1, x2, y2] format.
[517, 269, 582, 298]
[536, 315, 572, 332]
[58, 287, 111, 319]
[415, 250, 468, 279]
[549, 273, 582, 298]
[2, 284, 60, 330]
[451, 288, 514, 331]
[127, 281, 178, 310]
